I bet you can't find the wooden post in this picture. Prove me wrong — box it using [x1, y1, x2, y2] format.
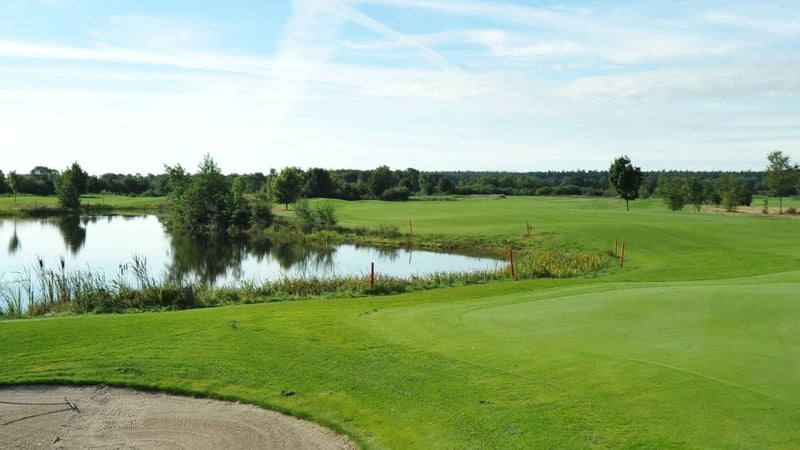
[509, 248, 515, 278]
[614, 237, 618, 257]
[409, 219, 413, 235]
[619, 242, 625, 268]
[526, 221, 531, 236]
[370, 262, 375, 288]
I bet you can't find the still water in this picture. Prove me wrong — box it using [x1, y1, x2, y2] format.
[0, 216, 502, 286]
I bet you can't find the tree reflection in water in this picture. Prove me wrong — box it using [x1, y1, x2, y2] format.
[54, 215, 87, 254]
[162, 227, 345, 285]
[8, 221, 21, 254]
[163, 230, 249, 285]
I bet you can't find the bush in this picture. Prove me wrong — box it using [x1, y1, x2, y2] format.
[380, 186, 411, 201]
[786, 207, 797, 215]
[294, 199, 337, 233]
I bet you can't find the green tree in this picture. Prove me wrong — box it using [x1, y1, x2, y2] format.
[7, 170, 20, 203]
[765, 151, 796, 214]
[55, 164, 83, 211]
[438, 177, 456, 195]
[717, 173, 751, 212]
[686, 177, 705, 212]
[368, 165, 393, 198]
[656, 172, 687, 211]
[272, 167, 305, 210]
[168, 155, 238, 237]
[304, 168, 334, 198]
[608, 155, 643, 211]
[0, 170, 7, 194]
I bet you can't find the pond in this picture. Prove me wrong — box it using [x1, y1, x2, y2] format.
[0, 215, 503, 287]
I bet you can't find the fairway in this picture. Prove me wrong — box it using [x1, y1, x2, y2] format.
[2, 196, 799, 448]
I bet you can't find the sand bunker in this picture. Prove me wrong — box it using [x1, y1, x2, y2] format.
[0, 385, 356, 449]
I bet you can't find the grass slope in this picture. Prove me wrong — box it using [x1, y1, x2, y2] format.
[2, 196, 800, 448]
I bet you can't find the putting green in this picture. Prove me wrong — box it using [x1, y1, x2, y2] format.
[359, 272, 800, 448]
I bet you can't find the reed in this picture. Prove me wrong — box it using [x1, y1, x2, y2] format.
[1, 246, 609, 317]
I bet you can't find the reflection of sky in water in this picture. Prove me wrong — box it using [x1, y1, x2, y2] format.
[1, 216, 503, 287]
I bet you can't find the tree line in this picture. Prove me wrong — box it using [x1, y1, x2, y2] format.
[0, 162, 778, 203]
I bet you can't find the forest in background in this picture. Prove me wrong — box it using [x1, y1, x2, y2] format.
[0, 164, 772, 203]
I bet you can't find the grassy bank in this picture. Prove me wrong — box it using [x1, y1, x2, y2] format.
[0, 194, 167, 216]
[2, 195, 800, 448]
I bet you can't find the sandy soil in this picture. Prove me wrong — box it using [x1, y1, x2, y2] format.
[0, 385, 356, 449]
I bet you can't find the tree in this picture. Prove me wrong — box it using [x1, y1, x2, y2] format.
[717, 173, 751, 212]
[608, 155, 643, 211]
[656, 172, 687, 211]
[0, 170, 8, 194]
[7, 170, 20, 203]
[304, 168, 334, 198]
[686, 177, 705, 212]
[765, 151, 796, 214]
[55, 164, 83, 211]
[272, 167, 305, 209]
[368, 165, 393, 198]
[167, 155, 239, 237]
[29, 166, 57, 195]
[67, 162, 89, 194]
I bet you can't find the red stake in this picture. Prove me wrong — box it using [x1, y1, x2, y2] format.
[509, 248, 516, 278]
[370, 262, 375, 288]
[620, 242, 625, 268]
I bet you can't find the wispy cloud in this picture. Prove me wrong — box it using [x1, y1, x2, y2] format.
[0, 0, 798, 173]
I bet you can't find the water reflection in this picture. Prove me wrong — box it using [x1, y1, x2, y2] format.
[7, 221, 21, 254]
[56, 215, 87, 254]
[0, 215, 502, 286]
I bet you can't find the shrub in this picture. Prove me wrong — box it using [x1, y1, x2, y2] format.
[294, 199, 338, 233]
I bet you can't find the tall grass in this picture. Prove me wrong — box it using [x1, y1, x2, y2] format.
[1, 247, 610, 317]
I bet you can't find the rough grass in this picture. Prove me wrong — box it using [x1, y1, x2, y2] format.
[2, 195, 800, 448]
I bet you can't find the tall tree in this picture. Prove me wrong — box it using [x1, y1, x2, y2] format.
[765, 151, 796, 214]
[7, 170, 20, 203]
[68, 161, 89, 194]
[272, 167, 305, 209]
[55, 164, 83, 211]
[686, 177, 705, 212]
[608, 155, 643, 211]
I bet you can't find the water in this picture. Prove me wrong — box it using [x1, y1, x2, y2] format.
[0, 215, 503, 286]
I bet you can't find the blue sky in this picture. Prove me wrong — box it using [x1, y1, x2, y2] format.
[1, 0, 798, 175]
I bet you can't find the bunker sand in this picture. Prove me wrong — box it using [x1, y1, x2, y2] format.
[0, 385, 356, 449]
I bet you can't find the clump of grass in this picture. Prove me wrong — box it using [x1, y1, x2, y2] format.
[514, 249, 607, 278]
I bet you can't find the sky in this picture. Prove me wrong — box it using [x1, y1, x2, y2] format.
[1, 0, 798, 175]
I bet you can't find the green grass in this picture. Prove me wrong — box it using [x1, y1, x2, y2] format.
[0, 194, 167, 215]
[3, 195, 800, 448]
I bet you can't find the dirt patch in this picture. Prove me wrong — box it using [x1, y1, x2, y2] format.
[0, 385, 356, 449]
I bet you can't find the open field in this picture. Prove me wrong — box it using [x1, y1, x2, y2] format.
[2, 196, 799, 448]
